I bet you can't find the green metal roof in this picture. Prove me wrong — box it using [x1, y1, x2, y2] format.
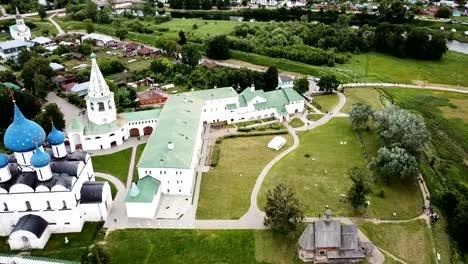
[283, 88, 304, 102]
[240, 88, 266, 104]
[137, 92, 203, 169]
[125, 176, 160, 203]
[68, 116, 126, 135]
[119, 109, 161, 122]
[69, 117, 85, 133]
[1, 82, 21, 91]
[192, 87, 238, 100]
[9, 25, 18, 31]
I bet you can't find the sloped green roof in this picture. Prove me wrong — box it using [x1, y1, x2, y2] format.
[69, 117, 85, 133]
[137, 92, 203, 169]
[119, 109, 161, 122]
[68, 116, 126, 135]
[9, 25, 18, 31]
[1, 82, 21, 91]
[283, 88, 304, 102]
[227, 103, 237, 110]
[192, 87, 238, 100]
[125, 176, 160, 203]
[240, 88, 266, 104]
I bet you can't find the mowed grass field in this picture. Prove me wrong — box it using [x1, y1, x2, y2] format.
[103, 228, 304, 264]
[341, 88, 385, 113]
[258, 118, 422, 219]
[197, 134, 293, 219]
[313, 93, 339, 113]
[92, 147, 132, 183]
[359, 220, 436, 264]
[133, 143, 146, 182]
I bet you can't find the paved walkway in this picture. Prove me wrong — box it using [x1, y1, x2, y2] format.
[46, 92, 81, 130]
[341, 82, 468, 94]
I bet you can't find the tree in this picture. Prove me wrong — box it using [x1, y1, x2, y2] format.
[317, 74, 340, 92]
[264, 183, 304, 233]
[116, 29, 128, 40]
[263, 66, 278, 91]
[372, 146, 419, 184]
[84, 19, 95, 34]
[178, 31, 187, 45]
[374, 107, 429, 155]
[37, 4, 47, 20]
[169, 0, 184, 9]
[347, 167, 372, 209]
[378, 0, 414, 23]
[82, 245, 110, 264]
[157, 2, 164, 8]
[150, 59, 171, 74]
[0, 70, 16, 83]
[201, 0, 212, 9]
[293, 77, 309, 95]
[53, 44, 69, 55]
[448, 201, 468, 250]
[181, 44, 202, 67]
[205, 35, 230, 60]
[17, 49, 33, 67]
[34, 103, 65, 133]
[155, 38, 178, 55]
[435, 6, 451, 19]
[349, 103, 373, 130]
[21, 58, 53, 92]
[32, 73, 52, 99]
[78, 44, 93, 55]
[0, 89, 41, 130]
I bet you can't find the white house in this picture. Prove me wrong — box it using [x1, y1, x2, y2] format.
[0, 40, 32, 60]
[268, 136, 286, 151]
[126, 85, 304, 218]
[31, 36, 55, 47]
[9, 8, 31, 42]
[278, 75, 294, 89]
[67, 53, 161, 151]
[82, 33, 117, 48]
[0, 105, 113, 250]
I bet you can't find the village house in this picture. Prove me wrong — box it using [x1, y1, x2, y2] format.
[137, 89, 168, 106]
[0, 40, 32, 60]
[82, 33, 118, 48]
[31, 37, 55, 47]
[278, 75, 295, 89]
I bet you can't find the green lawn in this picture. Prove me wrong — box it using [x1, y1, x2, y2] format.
[92, 148, 132, 183]
[359, 220, 436, 264]
[197, 134, 293, 219]
[306, 113, 323, 121]
[133, 143, 146, 183]
[288, 117, 305, 128]
[0, 223, 103, 262]
[103, 228, 304, 264]
[312, 94, 339, 113]
[258, 118, 422, 219]
[342, 88, 385, 113]
[26, 18, 59, 37]
[96, 178, 117, 199]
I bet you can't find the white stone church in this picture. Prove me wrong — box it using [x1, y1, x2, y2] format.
[67, 53, 160, 151]
[0, 104, 112, 250]
[9, 7, 31, 41]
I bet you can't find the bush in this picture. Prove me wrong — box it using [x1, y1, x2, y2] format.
[211, 144, 220, 166]
[238, 127, 253, 132]
[66, 93, 86, 108]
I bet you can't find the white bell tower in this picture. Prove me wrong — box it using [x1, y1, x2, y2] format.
[85, 53, 117, 125]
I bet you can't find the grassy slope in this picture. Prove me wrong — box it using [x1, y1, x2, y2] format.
[341, 88, 385, 113]
[132, 143, 146, 183]
[313, 94, 339, 113]
[197, 134, 292, 219]
[92, 147, 132, 183]
[258, 118, 422, 219]
[360, 220, 436, 264]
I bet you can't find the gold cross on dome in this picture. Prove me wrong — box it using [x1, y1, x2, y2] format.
[9, 91, 15, 103]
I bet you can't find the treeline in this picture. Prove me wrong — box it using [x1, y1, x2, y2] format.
[1, 0, 73, 13]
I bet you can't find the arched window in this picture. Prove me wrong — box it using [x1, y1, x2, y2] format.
[25, 201, 31, 211]
[3, 202, 8, 211]
[108, 100, 112, 109]
[46, 201, 51, 210]
[90, 102, 94, 111]
[62, 200, 67, 209]
[98, 102, 105, 112]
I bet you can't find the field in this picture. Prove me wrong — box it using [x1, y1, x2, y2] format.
[197, 134, 292, 219]
[359, 220, 436, 264]
[341, 88, 385, 113]
[26, 18, 59, 37]
[312, 94, 339, 113]
[103, 228, 303, 264]
[258, 118, 422, 219]
[92, 147, 132, 183]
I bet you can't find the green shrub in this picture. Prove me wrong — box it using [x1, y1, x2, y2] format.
[211, 144, 220, 166]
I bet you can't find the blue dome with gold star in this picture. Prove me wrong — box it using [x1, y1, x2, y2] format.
[0, 153, 8, 168]
[4, 104, 46, 153]
[30, 146, 50, 168]
[47, 124, 65, 146]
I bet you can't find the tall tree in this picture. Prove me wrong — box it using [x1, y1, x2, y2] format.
[372, 146, 419, 184]
[84, 19, 95, 34]
[32, 73, 52, 99]
[293, 77, 309, 94]
[155, 38, 178, 56]
[37, 4, 47, 20]
[21, 57, 53, 92]
[181, 44, 202, 67]
[317, 74, 340, 92]
[0, 89, 41, 130]
[34, 103, 65, 133]
[169, 0, 184, 9]
[349, 103, 373, 130]
[264, 183, 304, 233]
[263, 66, 279, 91]
[205, 35, 230, 60]
[0, 70, 16, 83]
[116, 29, 128, 40]
[449, 201, 468, 251]
[435, 6, 451, 18]
[17, 49, 33, 67]
[201, 0, 213, 9]
[178, 30, 187, 45]
[347, 167, 372, 209]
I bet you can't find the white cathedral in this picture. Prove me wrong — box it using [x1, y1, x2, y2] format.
[0, 103, 112, 250]
[9, 7, 31, 41]
[67, 53, 159, 151]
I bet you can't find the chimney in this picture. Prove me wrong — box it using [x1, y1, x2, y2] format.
[168, 141, 174, 150]
[214, 85, 217, 89]
[250, 84, 255, 92]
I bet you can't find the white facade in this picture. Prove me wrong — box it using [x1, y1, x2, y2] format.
[9, 8, 31, 42]
[8, 228, 51, 250]
[0, 40, 32, 60]
[125, 190, 161, 219]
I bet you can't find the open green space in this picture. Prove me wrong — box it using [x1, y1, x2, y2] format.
[133, 143, 146, 183]
[103, 228, 303, 264]
[306, 113, 323, 121]
[0, 223, 103, 262]
[312, 94, 339, 113]
[359, 220, 436, 264]
[342, 88, 385, 113]
[258, 118, 422, 219]
[288, 117, 305, 128]
[197, 134, 292, 219]
[92, 147, 132, 183]
[26, 19, 59, 37]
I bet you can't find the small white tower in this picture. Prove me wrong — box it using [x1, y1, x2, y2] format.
[47, 123, 67, 158]
[30, 146, 53, 181]
[85, 53, 117, 125]
[12, 7, 31, 41]
[0, 153, 12, 183]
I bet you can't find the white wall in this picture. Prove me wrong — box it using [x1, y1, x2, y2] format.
[126, 190, 161, 218]
[127, 118, 158, 136]
[79, 125, 128, 151]
[8, 229, 51, 250]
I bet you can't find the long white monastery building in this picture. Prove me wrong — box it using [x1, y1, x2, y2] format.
[126, 85, 304, 218]
[0, 104, 112, 250]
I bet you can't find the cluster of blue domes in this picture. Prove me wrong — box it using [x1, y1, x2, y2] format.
[30, 146, 51, 168]
[47, 124, 65, 146]
[4, 104, 46, 153]
[0, 153, 9, 168]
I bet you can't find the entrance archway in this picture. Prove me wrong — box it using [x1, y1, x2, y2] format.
[111, 141, 117, 147]
[143, 126, 153, 135]
[129, 128, 139, 137]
